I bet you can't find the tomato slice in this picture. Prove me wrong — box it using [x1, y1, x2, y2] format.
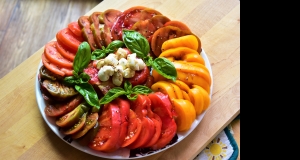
[44, 95, 83, 117]
[68, 21, 83, 38]
[56, 28, 82, 53]
[89, 102, 121, 152]
[55, 40, 76, 61]
[163, 20, 192, 33]
[83, 66, 100, 85]
[63, 112, 87, 135]
[44, 41, 73, 69]
[127, 95, 155, 149]
[127, 66, 150, 87]
[71, 112, 99, 139]
[121, 109, 142, 147]
[151, 26, 191, 57]
[41, 53, 65, 77]
[147, 92, 177, 150]
[112, 98, 130, 149]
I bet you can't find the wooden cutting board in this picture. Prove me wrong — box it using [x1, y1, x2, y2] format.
[0, 0, 240, 159]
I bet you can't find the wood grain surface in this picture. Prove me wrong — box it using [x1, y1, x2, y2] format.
[0, 0, 102, 78]
[0, 0, 240, 159]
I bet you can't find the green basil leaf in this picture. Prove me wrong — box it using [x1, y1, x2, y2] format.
[99, 87, 126, 104]
[132, 85, 153, 94]
[73, 42, 91, 73]
[75, 83, 99, 110]
[124, 81, 132, 93]
[91, 48, 109, 60]
[126, 94, 138, 101]
[122, 30, 149, 58]
[79, 73, 91, 83]
[152, 57, 177, 81]
[63, 76, 78, 85]
[107, 40, 124, 51]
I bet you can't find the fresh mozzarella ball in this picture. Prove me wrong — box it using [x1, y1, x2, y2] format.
[123, 68, 135, 78]
[118, 58, 128, 69]
[104, 53, 118, 66]
[112, 66, 124, 86]
[115, 48, 128, 60]
[98, 65, 115, 81]
[135, 58, 146, 70]
[127, 53, 137, 70]
[96, 59, 105, 69]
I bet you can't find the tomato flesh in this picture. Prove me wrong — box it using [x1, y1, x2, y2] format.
[89, 102, 121, 152]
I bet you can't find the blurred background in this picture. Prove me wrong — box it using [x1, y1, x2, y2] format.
[0, 0, 102, 78]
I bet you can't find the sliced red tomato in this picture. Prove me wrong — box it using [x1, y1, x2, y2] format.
[55, 40, 76, 61]
[112, 98, 130, 149]
[147, 92, 177, 150]
[44, 95, 84, 117]
[68, 21, 83, 38]
[126, 66, 150, 87]
[127, 94, 155, 149]
[44, 41, 73, 69]
[102, 9, 122, 28]
[83, 66, 100, 85]
[111, 6, 161, 40]
[121, 109, 142, 147]
[56, 28, 82, 53]
[41, 52, 73, 77]
[88, 102, 121, 152]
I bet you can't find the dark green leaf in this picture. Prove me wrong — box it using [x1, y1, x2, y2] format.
[75, 83, 100, 110]
[152, 57, 177, 81]
[122, 30, 149, 58]
[99, 87, 126, 104]
[107, 40, 124, 51]
[73, 42, 91, 73]
[91, 49, 109, 60]
[126, 94, 138, 101]
[132, 85, 153, 94]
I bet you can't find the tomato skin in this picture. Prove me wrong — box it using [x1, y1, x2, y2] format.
[44, 95, 83, 117]
[147, 92, 177, 150]
[127, 94, 155, 149]
[56, 28, 82, 53]
[121, 109, 142, 147]
[83, 66, 100, 85]
[127, 66, 150, 87]
[44, 41, 73, 69]
[68, 21, 83, 38]
[89, 102, 121, 152]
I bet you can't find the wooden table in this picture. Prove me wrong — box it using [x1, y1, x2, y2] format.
[0, 0, 240, 159]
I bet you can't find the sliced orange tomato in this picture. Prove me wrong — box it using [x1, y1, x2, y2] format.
[68, 21, 83, 38]
[163, 20, 192, 33]
[173, 99, 196, 131]
[44, 41, 73, 69]
[56, 28, 82, 53]
[161, 35, 199, 52]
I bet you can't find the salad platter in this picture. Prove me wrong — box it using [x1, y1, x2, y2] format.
[35, 6, 213, 159]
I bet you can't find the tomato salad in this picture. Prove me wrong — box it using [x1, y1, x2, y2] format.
[38, 6, 211, 155]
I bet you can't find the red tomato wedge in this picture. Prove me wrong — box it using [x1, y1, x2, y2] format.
[148, 92, 177, 150]
[68, 21, 83, 38]
[112, 98, 130, 149]
[44, 95, 83, 117]
[127, 94, 155, 149]
[56, 28, 82, 53]
[44, 41, 73, 69]
[121, 109, 142, 147]
[41, 52, 73, 77]
[127, 66, 150, 87]
[89, 102, 121, 152]
[55, 40, 76, 61]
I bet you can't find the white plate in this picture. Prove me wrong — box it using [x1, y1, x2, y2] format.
[35, 49, 213, 159]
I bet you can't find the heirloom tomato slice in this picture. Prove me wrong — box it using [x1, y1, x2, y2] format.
[121, 109, 142, 147]
[89, 102, 121, 152]
[148, 92, 177, 150]
[56, 28, 82, 53]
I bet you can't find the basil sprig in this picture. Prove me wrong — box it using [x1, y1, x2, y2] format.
[91, 40, 124, 60]
[64, 41, 100, 111]
[99, 81, 153, 104]
[122, 30, 177, 81]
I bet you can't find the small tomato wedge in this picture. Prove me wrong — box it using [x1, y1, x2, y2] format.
[89, 102, 121, 152]
[44, 95, 83, 117]
[127, 66, 150, 87]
